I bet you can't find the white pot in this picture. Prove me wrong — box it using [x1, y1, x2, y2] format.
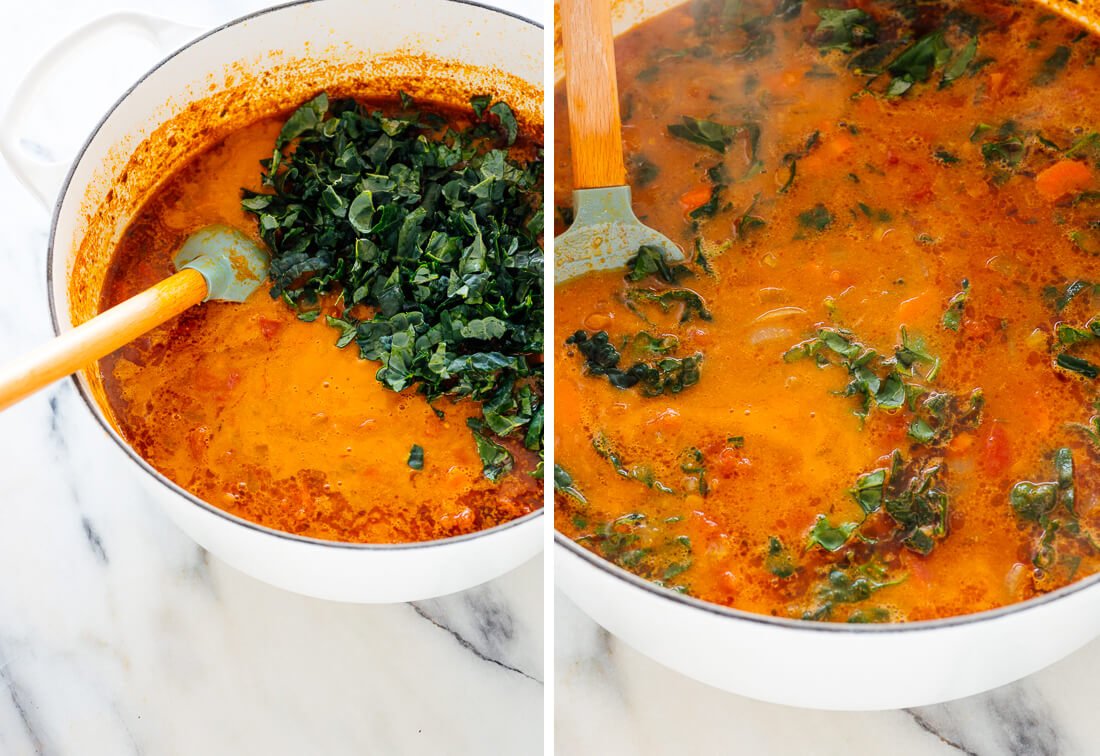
[2, 0, 544, 603]
[553, 0, 1100, 709]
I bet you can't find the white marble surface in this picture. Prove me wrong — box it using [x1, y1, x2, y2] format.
[556, 586, 1100, 755]
[0, 1, 544, 754]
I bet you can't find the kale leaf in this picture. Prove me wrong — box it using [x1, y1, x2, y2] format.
[1052, 314, 1100, 380]
[811, 9, 877, 53]
[553, 464, 587, 504]
[886, 31, 953, 97]
[667, 117, 762, 176]
[807, 515, 859, 552]
[567, 331, 704, 397]
[1034, 45, 1070, 86]
[1010, 448, 1094, 571]
[942, 280, 969, 331]
[626, 245, 692, 283]
[765, 536, 797, 578]
[797, 204, 833, 231]
[407, 444, 424, 470]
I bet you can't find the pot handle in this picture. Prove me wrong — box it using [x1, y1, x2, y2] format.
[0, 12, 203, 208]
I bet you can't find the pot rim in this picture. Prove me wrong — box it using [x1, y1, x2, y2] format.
[556, 530, 1100, 633]
[47, 0, 545, 552]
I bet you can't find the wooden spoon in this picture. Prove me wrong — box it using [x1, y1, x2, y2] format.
[0, 225, 269, 412]
[555, 0, 683, 283]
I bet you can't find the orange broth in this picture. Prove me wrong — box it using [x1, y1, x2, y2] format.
[99, 105, 541, 544]
[554, 0, 1100, 621]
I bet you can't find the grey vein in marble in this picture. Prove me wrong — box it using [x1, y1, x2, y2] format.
[412, 559, 544, 684]
[411, 604, 541, 684]
[555, 590, 1100, 756]
[908, 684, 1063, 756]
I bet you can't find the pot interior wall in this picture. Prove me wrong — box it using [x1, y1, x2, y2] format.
[54, 0, 542, 423]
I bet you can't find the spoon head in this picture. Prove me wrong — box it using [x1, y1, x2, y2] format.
[172, 225, 270, 303]
[554, 186, 683, 283]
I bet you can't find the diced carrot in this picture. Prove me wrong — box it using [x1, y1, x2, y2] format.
[989, 71, 1008, 98]
[947, 432, 975, 455]
[1035, 159, 1092, 201]
[679, 184, 713, 214]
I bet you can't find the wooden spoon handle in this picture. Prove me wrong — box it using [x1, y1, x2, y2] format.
[0, 268, 208, 412]
[561, 0, 626, 189]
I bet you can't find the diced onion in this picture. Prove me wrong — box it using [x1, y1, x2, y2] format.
[749, 326, 793, 345]
[753, 306, 807, 323]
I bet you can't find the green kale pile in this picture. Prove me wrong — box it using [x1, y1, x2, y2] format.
[242, 93, 544, 480]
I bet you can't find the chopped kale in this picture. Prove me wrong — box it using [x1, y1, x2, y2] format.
[811, 8, 877, 53]
[407, 444, 424, 470]
[667, 117, 763, 177]
[734, 193, 767, 239]
[626, 245, 692, 284]
[779, 131, 821, 194]
[667, 116, 739, 153]
[629, 154, 661, 186]
[241, 93, 542, 482]
[797, 204, 833, 231]
[467, 419, 514, 481]
[576, 512, 693, 590]
[943, 279, 970, 331]
[941, 37, 979, 87]
[1044, 279, 1096, 312]
[567, 331, 704, 396]
[1056, 354, 1099, 379]
[554, 464, 587, 504]
[803, 563, 903, 621]
[807, 515, 859, 552]
[981, 137, 1026, 166]
[680, 446, 710, 497]
[625, 288, 713, 324]
[933, 148, 961, 165]
[766, 536, 797, 578]
[886, 31, 953, 97]
[881, 452, 950, 554]
[1034, 45, 1071, 85]
[1010, 448, 1094, 571]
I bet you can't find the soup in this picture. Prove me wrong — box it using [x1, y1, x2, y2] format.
[554, 0, 1100, 621]
[99, 94, 543, 544]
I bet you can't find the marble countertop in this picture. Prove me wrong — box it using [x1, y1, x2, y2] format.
[557, 584, 1100, 754]
[12, 0, 1100, 752]
[0, 1, 543, 753]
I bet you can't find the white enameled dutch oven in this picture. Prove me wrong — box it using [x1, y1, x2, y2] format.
[553, 0, 1100, 710]
[1, 0, 544, 603]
